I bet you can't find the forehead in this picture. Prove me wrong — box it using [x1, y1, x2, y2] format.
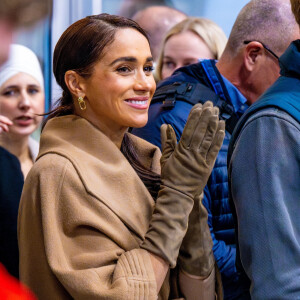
[166, 31, 203, 47]
[101, 28, 152, 62]
[164, 31, 211, 55]
[1, 72, 40, 89]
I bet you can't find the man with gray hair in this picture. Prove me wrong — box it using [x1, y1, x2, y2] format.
[132, 6, 187, 61]
[132, 0, 299, 298]
[227, 0, 300, 298]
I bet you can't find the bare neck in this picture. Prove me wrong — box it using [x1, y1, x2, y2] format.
[215, 54, 256, 105]
[216, 54, 242, 90]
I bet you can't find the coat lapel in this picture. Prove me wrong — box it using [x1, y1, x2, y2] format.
[38, 115, 161, 241]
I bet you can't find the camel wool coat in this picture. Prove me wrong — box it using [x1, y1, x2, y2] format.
[18, 115, 172, 300]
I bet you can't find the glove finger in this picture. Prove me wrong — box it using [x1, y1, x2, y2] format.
[206, 120, 225, 166]
[189, 102, 216, 150]
[167, 124, 177, 145]
[189, 106, 214, 150]
[160, 124, 168, 149]
[180, 103, 203, 148]
[160, 124, 177, 167]
[198, 114, 219, 157]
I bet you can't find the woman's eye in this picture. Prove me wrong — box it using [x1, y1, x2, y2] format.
[183, 59, 198, 66]
[2, 90, 16, 97]
[144, 66, 154, 73]
[28, 88, 39, 95]
[163, 61, 175, 69]
[116, 66, 131, 73]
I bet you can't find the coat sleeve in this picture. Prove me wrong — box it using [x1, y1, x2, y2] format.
[19, 154, 158, 300]
[230, 111, 300, 299]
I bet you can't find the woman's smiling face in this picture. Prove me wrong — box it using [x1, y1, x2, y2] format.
[78, 27, 156, 134]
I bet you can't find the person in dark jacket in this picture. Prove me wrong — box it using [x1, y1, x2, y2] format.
[132, 0, 300, 298]
[227, 0, 300, 297]
[0, 44, 45, 278]
[0, 147, 23, 278]
[0, 0, 51, 294]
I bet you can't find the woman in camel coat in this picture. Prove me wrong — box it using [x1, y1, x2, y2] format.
[18, 14, 225, 299]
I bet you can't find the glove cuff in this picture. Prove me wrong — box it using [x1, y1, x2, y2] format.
[141, 185, 193, 267]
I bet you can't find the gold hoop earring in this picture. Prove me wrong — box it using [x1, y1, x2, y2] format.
[78, 96, 86, 111]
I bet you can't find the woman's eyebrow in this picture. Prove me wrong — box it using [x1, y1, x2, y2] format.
[109, 56, 153, 66]
[2, 84, 40, 89]
[1, 85, 19, 89]
[109, 57, 137, 66]
[1, 84, 19, 92]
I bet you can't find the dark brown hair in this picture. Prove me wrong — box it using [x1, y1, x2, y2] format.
[46, 13, 161, 199]
[291, 0, 300, 26]
[121, 134, 161, 199]
[45, 13, 149, 122]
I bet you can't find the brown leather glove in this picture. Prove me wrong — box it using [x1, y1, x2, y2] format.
[178, 192, 214, 277]
[178, 192, 224, 299]
[141, 102, 225, 267]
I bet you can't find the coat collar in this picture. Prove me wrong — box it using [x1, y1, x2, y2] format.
[38, 115, 161, 240]
[280, 40, 300, 79]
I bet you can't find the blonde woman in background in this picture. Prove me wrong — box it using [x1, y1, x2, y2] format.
[155, 17, 227, 81]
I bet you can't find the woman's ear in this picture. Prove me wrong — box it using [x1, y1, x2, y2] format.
[243, 41, 264, 71]
[64, 70, 85, 98]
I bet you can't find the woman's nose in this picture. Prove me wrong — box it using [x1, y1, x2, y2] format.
[18, 92, 31, 110]
[134, 72, 153, 91]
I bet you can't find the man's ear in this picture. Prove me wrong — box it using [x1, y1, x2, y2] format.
[64, 70, 85, 98]
[243, 41, 264, 71]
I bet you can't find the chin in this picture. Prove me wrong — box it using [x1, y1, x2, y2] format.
[128, 115, 148, 129]
[11, 126, 38, 138]
[131, 120, 148, 129]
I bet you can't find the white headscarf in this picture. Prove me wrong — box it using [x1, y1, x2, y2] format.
[0, 44, 44, 89]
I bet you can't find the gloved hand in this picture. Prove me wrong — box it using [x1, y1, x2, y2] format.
[141, 102, 225, 267]
[178, 192, 214, 277]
